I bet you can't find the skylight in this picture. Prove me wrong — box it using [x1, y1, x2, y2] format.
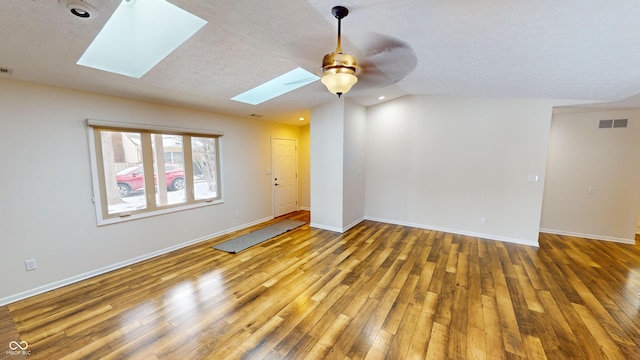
[231, 67, 320, 105]
[77, 0, 207, 78]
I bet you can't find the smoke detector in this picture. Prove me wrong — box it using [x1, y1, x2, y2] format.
[59, 0, 98, 19]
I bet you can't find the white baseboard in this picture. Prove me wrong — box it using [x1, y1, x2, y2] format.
[310, 222, 344, 233]
[343, 217, 365, 232]
[539, 228, 635, 245]
[364, 216, 539, 247]
[309, 217, 364, 234]
[0, 216, 273, 307]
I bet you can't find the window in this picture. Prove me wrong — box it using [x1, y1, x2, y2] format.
[88, 120, 223, 225]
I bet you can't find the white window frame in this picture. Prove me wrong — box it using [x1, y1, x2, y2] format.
[87, 119, 224, 226]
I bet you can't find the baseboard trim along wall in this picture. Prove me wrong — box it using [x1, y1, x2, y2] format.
[343, 217, 365, 233]
[309, 223, 344, 233]
[0, 216, 273, 307]
[539, 228, 636, 245]
[365, 216, 540, 247]
[309, 217, 365, 234]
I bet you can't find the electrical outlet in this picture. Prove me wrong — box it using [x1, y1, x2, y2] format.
[25, 259, 37, 271]
[481, 217, 488, 225]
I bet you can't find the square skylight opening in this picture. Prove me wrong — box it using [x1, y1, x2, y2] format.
[231, 67, 320, 105]
[77, 0, 207, 78]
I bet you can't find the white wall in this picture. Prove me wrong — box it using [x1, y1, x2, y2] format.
[310, 100, 344, 231]
[541, 109, 640, 243]
[0, 78, 304, 304]
[298, 125, 310, 210]
[309, 100, 367, 232]
[365, 95, 559, 245]
[342, 101, 367, 230]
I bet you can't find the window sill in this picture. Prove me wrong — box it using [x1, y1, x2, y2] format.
[95, 198, 224, 226]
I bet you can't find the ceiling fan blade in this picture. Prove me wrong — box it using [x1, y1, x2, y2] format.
[356, 61, 395, 89]
[360, 33, 417, 86]
[283, 77, 319, 86]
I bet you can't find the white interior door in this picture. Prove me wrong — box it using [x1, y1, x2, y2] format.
[272, 138, 298, 217]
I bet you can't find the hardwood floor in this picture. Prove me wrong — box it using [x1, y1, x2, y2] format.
[3, 211, 640, 359]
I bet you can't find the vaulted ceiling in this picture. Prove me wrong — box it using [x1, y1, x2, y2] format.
[2, 0, 639, 124]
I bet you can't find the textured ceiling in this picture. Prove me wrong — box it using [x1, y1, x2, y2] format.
[1, 0, 640, 125]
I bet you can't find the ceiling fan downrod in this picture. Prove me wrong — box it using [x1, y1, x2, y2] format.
[333, 5, 348, 54]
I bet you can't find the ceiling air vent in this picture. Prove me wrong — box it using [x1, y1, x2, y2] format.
[0, 66, 14, 75]
[599, 119, 628, 129]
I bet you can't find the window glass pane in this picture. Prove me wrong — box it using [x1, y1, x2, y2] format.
[100, 130, 147, 214]
[192, 136, 218, 200]
[151, 134, 186, 206]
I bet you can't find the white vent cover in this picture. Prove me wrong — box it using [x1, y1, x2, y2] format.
[599, 119, 628, 129]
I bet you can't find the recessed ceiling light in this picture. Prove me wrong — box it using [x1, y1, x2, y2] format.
[378, 96, 385, 101]
[62, 0, 96, 19]
[70, 7, 90, 17]
[298, 117, 305, 121]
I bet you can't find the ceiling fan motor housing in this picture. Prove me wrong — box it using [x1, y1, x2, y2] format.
[322, 52, 358, 75]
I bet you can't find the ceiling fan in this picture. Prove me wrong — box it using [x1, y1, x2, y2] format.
[231, 5, 416, 105]
[319, 6, 359, 97]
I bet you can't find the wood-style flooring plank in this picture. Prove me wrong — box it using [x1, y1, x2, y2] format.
[2, 211, 640, 359]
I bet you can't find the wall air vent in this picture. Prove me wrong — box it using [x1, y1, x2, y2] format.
[599, 119, 628, 129]
[0, 66, 14, 75]
[598, 119, 613, 128]
[613, 119, 628, 128]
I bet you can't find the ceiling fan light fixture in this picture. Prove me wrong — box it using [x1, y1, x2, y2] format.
[321, 67, 358, 97]
[321, 52, 358, 97]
